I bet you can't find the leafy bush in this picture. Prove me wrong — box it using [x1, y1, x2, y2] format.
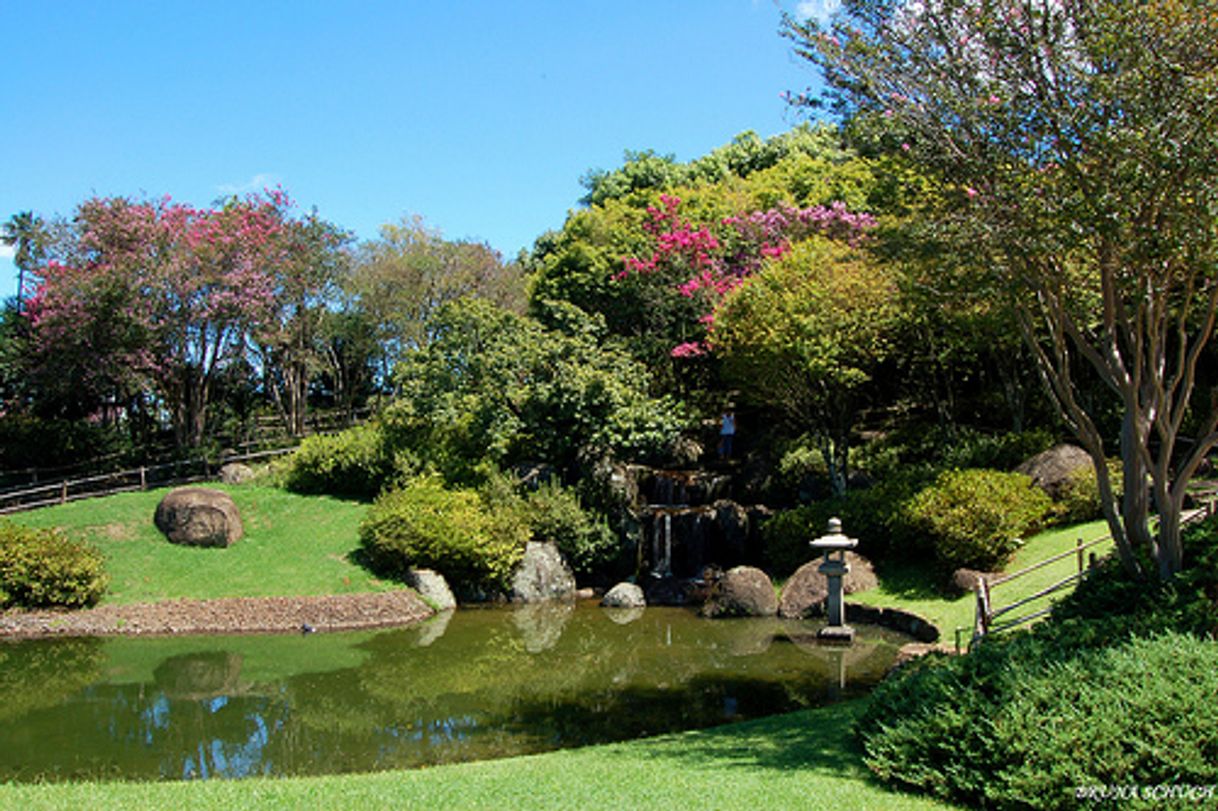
[1054, 460, 1123, 525]
[860, 630, 1218, 810]
[0, 522, 108, 609]
[762, 468, 935, 576]
[858, 518, 1218, 809]
[522, 480, 618, 578]
[359, 477, 529, 595]
[904, 468, 1052, 571]
[283, 422, 396, 499]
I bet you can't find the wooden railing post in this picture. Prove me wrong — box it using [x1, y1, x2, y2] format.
[974, 577, 991, 641]
[1077, 537, 1084, 574]
[60, 481, 68, 505]
[139, 466, 147, 491]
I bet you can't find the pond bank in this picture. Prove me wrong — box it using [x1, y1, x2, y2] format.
[0, 589, 432, 639]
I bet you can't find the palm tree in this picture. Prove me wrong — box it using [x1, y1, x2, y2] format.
[1, 211, 44, 314]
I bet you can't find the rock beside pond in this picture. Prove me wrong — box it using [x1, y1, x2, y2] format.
[601, 581, 646, 608]
[950, 567, 997, 595]
[218, 462, 255, 484]
[777, 552, 878, 619]
[1016, 443, 1094, 499]
[154, 487, 243, 548]
[405, 568, 457, 611]
[701, 565, 777, 618]
[510, 542, 576, 603]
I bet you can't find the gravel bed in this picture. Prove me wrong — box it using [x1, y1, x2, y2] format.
[0, 590, 433, 640]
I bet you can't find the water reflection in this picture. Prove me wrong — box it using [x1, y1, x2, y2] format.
[0, 604, 908, 782]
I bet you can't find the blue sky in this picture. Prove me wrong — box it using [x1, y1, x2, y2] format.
[0, 1, 832, 298]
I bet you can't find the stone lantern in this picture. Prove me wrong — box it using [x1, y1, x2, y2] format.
[810, 517, 857, 643]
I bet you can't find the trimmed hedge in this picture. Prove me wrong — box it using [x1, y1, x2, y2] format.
[359, 477, 529, 595]
[0, 522, 108, 609]
[904, 468, 1052, 571]
[283, 422, 395, 500]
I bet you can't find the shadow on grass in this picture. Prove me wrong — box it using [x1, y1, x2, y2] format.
[619, 700, 870, 776]
[871, 558, 952, 602]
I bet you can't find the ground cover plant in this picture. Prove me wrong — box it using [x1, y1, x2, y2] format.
[855, 515, 1218, 809]
[13, 485, 388, 603]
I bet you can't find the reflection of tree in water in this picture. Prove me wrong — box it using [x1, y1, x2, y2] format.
[0, 608, 907, 780]
[0, 638, 105, 726]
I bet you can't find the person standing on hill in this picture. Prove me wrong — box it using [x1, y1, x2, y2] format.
[718, 410, 736, 460]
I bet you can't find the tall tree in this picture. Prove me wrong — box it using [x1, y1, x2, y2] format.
[713, 237, 902, 496]
[787, 0, 1218, 578]
[349, 216, 525, 380]
[2, 211, 45, 314]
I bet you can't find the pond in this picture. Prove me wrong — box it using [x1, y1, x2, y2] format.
[0, 602, 909, 782]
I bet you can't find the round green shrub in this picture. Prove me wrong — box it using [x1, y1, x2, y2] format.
[905, 468, 1052, 571]
[284, 422, 394, 499]
[522, 480, 618, 578]
[359, 477, 529, 594]
[0, 522, 108, 609]
[1054, 460, 1124, 525]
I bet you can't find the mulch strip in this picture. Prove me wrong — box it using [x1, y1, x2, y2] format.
[0, 590, 433, 640]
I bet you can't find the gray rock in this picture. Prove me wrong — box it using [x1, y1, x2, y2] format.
[405, 568, 457, 611]
[510, 542, 576, 603]
[154, 487, 243, 548]
[778, 551, 878, 619]
[701, 565, 778, 618]
[218, 462, 255, 484]
[1016, 444, 1095, 499]
[601, 581, 646, 608]
[950, 567, 996, 595]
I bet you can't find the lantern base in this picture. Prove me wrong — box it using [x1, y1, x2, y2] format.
[817, 624, 856, 644]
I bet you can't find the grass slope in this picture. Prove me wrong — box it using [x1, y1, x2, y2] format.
[0, 699, 959, 811]
[851, 519, 1113, 645]
[13, 485, 388, 604]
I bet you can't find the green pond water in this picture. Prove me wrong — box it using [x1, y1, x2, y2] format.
[0, 602, 908, 782]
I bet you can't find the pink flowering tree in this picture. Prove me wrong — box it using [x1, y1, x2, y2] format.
[29, 192, 291, 447]
[614, 194, 876, 360]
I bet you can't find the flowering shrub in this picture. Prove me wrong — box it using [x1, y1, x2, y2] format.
[613, 195, 877, 358]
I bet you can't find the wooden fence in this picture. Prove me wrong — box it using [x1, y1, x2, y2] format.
[971, 499, 1218, 646]
[0, 406, 374, 495]
[0, 447, 297, 515]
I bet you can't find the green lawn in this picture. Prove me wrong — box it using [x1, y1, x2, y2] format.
[851, 519, 1113, 645]
[12, 485, 389, 604]
[0, 699, 959, 811]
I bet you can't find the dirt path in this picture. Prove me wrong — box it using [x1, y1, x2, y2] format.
[0, 589, 433, 640]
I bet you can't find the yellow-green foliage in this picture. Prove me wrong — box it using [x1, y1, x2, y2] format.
[905, 469, 1053, 571]
[0, 521, 108, 609]
[359, 477, 529, 594]
[283, 422, 395, 499]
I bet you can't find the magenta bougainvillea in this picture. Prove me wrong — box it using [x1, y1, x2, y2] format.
[614, 195, 877, 357]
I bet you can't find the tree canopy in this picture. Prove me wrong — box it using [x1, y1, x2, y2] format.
[787, 0, 1218, 578]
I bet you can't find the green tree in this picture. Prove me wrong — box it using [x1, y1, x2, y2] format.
[385, 298, 684, 485]
[788, 0, 1218, 578]
[713, 237, 902, 496]
[349, 216, 525, 379]
[1, 211, 45, 314]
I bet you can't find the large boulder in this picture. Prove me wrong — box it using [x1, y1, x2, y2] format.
[701, 565, 778, 618]
[777, 552, 878, 619]
[510, 542, 576, 603]
[154, 487, 243, 548]
[601, 581, 646, 608]
[405, 568, 456, 612]
[1016, 444, 1094, 500]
